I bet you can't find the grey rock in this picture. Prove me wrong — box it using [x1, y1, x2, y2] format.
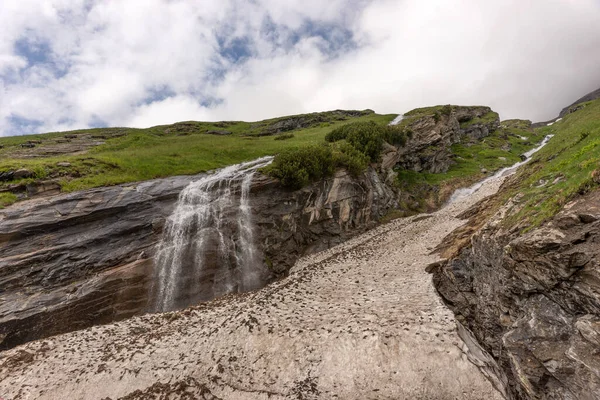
[432, 188, 600, 399]
[0, 170, 15, 181]
[13, 169, 33, 179]
[393, 106, 499, 174]
[25, 181, 61, 198]
[578, 213, 598, 223]
[559, 87, 600, 118]
[0, 166, 397, 350]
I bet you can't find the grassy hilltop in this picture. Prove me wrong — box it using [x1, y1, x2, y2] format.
[0, 110, 394, 206]
[4, 99, 598, 219]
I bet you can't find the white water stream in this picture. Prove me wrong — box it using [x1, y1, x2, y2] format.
[389, 114, 404, 125]
[152, 156, 273, 312]
[448, 135, 553, 204]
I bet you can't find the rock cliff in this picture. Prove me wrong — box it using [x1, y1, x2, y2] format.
[0, 166, 396, 350]
[0, 171, 506, 400]
[431, 185, 600, 399]
[383, 105, 499, 174]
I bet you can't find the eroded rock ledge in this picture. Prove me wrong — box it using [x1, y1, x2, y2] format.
[0, 167, 396, 350]
[431, 189, 600, 399]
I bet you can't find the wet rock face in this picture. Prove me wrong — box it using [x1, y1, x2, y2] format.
[432, 190, 600, 399]
[0, 167, 396, 350]
[0, 176, 195, 350]
[396, 106, 499, 173]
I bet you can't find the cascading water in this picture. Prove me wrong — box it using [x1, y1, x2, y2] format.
[389, 114, 404, 125]
[448, 135, 554, 204]
[152, 156, 273, 312]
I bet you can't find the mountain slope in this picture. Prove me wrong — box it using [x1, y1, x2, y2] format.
[431, 97, 600, 399]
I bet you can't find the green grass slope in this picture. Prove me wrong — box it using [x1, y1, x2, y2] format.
[0, 111, 395, 205]
[500, 99, 600, 228]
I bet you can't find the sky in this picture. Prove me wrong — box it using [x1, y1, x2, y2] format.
[1, 0, 600, 137]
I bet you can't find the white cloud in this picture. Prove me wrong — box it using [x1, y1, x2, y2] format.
[1, 0, 599, 136]
[126, 95, 213, 127]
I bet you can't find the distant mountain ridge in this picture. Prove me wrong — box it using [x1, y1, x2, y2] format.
[559, 86, 600, 117]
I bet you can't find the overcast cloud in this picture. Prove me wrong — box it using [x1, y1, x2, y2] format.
[1, 0, 599, 136]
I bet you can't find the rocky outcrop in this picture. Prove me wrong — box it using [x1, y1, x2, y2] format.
[430, 189, 600, 399]
[0, 176, 195, 350]
[0, 166, 396, 350]
[254, 168, 397, 274]
[251, 109, 374, 136]
[387, 106, 499, 174]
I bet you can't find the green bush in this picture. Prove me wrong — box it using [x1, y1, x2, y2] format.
[440, 105, 453, 116]
[267, 145, 334, 189]
[331, 142, 370, 176]
[269, 120, 408, 188]
[325, 121, 406, 162]
[381, 126, 408, 147]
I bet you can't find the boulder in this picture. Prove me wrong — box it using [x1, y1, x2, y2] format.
[0, 170, 15, 181]
[13, 169, 33, 179]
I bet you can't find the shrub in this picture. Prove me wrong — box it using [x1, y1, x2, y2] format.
[382, 126, 408, 147]
[332, 142, 370, 176]
[325, 123, 356, 142]
[268, 145, 334, 189]
[440, 105, 453, 116]
[325, 121, 407, 162]
[32, 165, 48, 179]
[270, 121, 409, 188]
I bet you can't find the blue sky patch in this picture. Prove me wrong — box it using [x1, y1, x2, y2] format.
[217, 35, 254, 64]
[260, 16, 358, 59]
[7, 114, 45, 136]
[14, 36, 53, 66]
[143, 86, 177, 105]
[88, 115, 108, 129]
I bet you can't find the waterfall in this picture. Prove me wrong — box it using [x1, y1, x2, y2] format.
[389, 114, 404, 125]
[448, 135, 554, 204]
[152, 156, 273, 312]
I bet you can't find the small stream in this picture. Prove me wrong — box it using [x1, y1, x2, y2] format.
[448, 135, 554, 204]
